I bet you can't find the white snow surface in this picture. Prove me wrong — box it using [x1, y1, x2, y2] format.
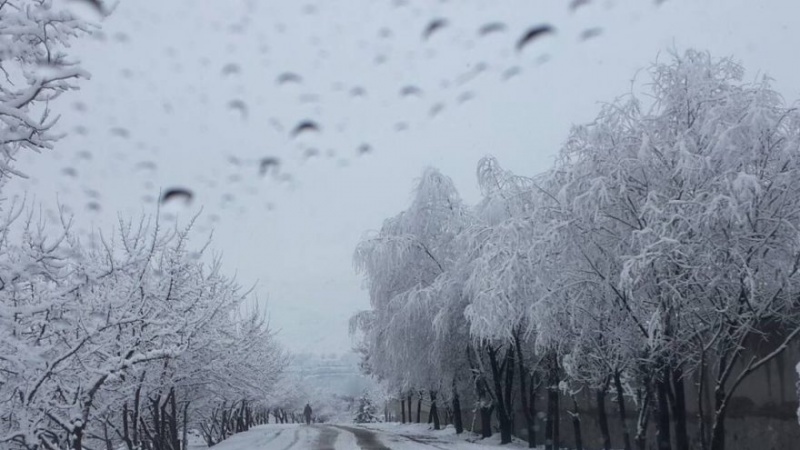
[196, 422, 529, 449]
[358, 422, 529, 449]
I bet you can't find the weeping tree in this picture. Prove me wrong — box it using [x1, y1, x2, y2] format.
[546, 49, 800, 450]
[459, 157, 551, 446]
[351, 167, 470, 428]
[351, 49, 800, 450]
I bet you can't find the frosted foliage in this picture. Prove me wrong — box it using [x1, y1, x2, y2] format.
[352, 50, 800, 447]
[0, 0, 93, 184]
[354, 168, 465, 305]
[464, 157, 567, 347]
[0, 214, 285, 449]
[474, 156, 540, 224]
[547, 50, 800, 387]
[352, 168, 469, 394]
[427, 273, 471, 387]
[463, 218, 538, 341]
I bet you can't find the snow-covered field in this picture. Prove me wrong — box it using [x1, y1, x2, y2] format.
[200, 422, 529, 449]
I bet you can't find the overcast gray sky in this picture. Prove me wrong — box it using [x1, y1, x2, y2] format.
[9, 0, 800, 354]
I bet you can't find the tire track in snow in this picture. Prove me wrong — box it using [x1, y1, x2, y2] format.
[279, 428, 301, 450]
[312, 425, 340, 449]
[334, 425, 391, 450]
[263, 428, 283, 446]
[388, 433, 450, 450]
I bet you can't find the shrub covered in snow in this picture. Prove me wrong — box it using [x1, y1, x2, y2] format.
[353, 392, 381, 424]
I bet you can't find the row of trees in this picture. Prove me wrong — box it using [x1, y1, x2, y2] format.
[0, 3, 292, 449]
[0, 209, 288, 450]
[351, 50, 800, 450]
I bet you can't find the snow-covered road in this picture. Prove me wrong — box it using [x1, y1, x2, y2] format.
[204, 423, 526, 450]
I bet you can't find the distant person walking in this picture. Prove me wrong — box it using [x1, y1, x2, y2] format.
[303, 403, 313, 425]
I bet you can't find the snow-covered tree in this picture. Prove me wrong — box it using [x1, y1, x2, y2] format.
[0, 213, 286, 450]
[0, 0, 95, 184]
[352, 49, 800, 450]
[352, 167, 469, 430]
[353, 391, 380, 424]
[544, 49, 800, 450]
[457, 157, 546, 445]
[0, 4, 291, 450]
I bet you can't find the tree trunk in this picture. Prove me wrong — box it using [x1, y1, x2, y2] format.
[572, 396, 584, 450]
[123, 402, 133, 450]
[430, 391, 441, 430]
[710, 386, 726, 450]
[182, 401, 190, 450]
[514, 329, 535, 448]
[552, 386, 560, 450]
[133, 373, 145, 448]
[401, 399, 406, 424]
[416, 393, 422, 423]
[545, 353, 560, 450]
[656, 376, 672, 450]
[529, 373, 538, 448]
[476, 372, 493, 439]
[697, 356, 709, 450]
[488, 346, 513, 444]
[545, 377, 553, 450]
[169, 388, 180, 450]
[671, 367, 689, 450]
[614, 370, 632, 450]
[452, 384, 464, 434]
[524, 392, 537, 448]
[469, 344, 493, 439]
[151, 395, 162, 448]
[72, 426, 84, 450]
[709, 346, 736, 450]
[480, 406, 493, 438]
[635, 384, 651, 450]
[504, 345, 516, 436]
[596, 382, 612, 450]
[140, 415, 155, 450]
[103, 421, 114, 450]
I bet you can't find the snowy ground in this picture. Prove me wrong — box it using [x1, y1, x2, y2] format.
[200, 422, 530, 449]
